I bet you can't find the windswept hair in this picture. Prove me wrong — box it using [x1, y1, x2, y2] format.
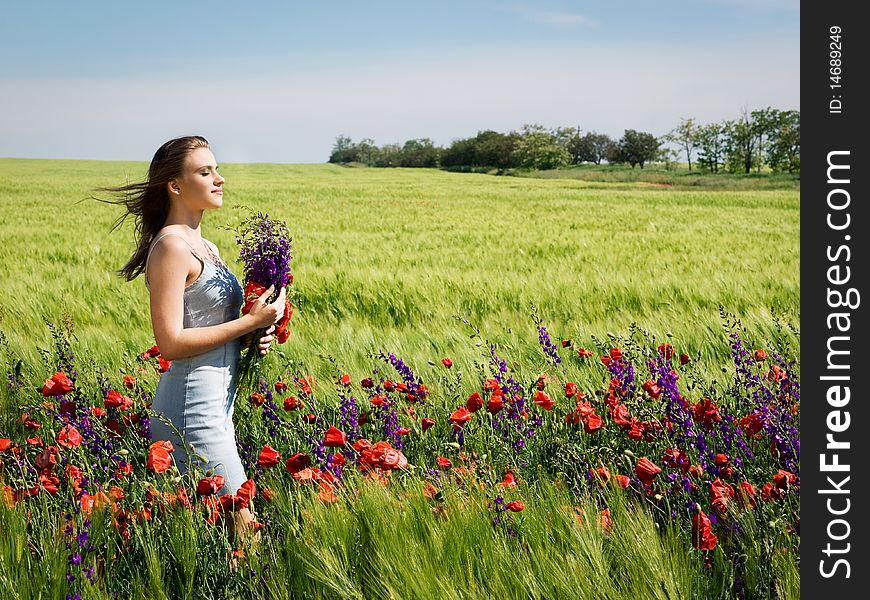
[99, 136, 209, 281]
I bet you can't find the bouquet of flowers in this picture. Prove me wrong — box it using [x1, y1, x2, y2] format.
[235, 211, 294, 394]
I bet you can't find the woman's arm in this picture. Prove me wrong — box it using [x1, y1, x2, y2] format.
[147, 235, 286, 361]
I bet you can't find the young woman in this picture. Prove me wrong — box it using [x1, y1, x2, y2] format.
[107, 135, 286, 518]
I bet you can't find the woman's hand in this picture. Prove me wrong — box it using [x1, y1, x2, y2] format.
[256, 325, 276, 356]
[246, 285, 287, 329]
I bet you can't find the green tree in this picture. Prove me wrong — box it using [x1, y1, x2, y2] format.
[399, 138, 440, 168]
[565, 129, 615, 165]
[512, 124, 571, 170]
[615, 129, 660, 168]
[439, 137, 476, 169]
[472, 130, 520, 170]
[723, 108, 757, 174]
[373, 143, 402, 167]
[750, 107, 779, 173]
[666, 118, 699, 171]
[766, 110, 800, 173]
[328, 134, 355, 163]
[696, 123, 725, 173]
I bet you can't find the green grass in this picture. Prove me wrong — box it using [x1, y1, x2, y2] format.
[0, 158, 799, 381]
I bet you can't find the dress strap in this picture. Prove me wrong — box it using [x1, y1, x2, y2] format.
[145, 232, 207, 287]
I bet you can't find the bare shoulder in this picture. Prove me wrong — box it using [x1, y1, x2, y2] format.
[146, 230, 200, 286]
[149, 231, 193, 261]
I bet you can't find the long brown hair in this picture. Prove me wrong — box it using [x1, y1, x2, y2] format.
[100, 136, 210, 281]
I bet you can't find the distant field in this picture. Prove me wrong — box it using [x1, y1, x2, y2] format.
[0, 158, 799, 381]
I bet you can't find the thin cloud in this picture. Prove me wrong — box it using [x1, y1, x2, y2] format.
[498, 3, 598, 28]
[524, 10, 597, 28]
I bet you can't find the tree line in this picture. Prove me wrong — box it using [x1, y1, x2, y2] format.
[328, 107, 800, 174]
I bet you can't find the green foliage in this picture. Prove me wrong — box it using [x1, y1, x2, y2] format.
[614, 129, 661, 169]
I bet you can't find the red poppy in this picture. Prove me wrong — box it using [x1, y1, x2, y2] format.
[197, 475, 225, 496]
[691, 510, 718, 550]
[39, 473, 60, 495]
[598, 507, 613, 532]
[383, 379, 396, 392]
[398, 426, 411, 436]
[483, 378, 500, 393]
[506, 500, 525, 512]
[583, 412, 603, 433]
[41, 371, 74, 396]
[610, 403, 630, 427]
[339, 373, 352, 386]
[241, 281, 267, 315]
[26, 435, 42, 446]
[257, 444, 282, 469]
[274, 380, 288, 393]
[275, 301, 293, 343]
[146, 440, 174, 473]
[635, 457, 661, 484]
[219, 494, 249, 513]
[0, 439, 11, 452]
[627, 420, 645, 441]
[710, 478, 735, 514]
[613, 474, 630, 489]
[772, 469, 797, 491]
[657, 343, 674, 359]
[533, 391, 554, 410]
[297, 375, 316, 396]
[104, 390, 134, 411]
[122, 375, 137, 389]
[577, 348, 593, 359]
[283, 396, 301, 411]
[641, 378, 661, 400]
[323, 426, 347, 448]
[499, 472, 517, 488]
[421, 417, 435, 432]
[285, 452, 312, 474]
[352, 439, 371, 452]
[249, 392, 265, 407]
[692, 398, 721, 429]
[561, 339, 572, 348]
[564, 382, 578, 398]
[436, 456, 452, 469]
[331, 452, 346, 467]
[156, 357, 172, 373]
[487, 393, 505, 415]
[237, 479, 257, 503]
[736, 482, 757, 509]
[360, 377, 374, 389]
[22, 414, 40, 430]
[739, 411, 764, 436]
[56, 425, 82, 449]
[441, 357, 453, 368]
[466, 392, 483, 413]
[140, 345, 161, 360]
[753, 348, 767, 361]
[449, 407, 472, 427]
[679, 353, 691, 365]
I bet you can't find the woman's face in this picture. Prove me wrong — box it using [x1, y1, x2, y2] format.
[171, 147, 225, 211]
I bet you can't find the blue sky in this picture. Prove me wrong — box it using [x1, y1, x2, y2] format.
[0, 0, 800, 163]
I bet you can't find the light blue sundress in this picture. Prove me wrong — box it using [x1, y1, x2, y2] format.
[145, 232, 247, 495]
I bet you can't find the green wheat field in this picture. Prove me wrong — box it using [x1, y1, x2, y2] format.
[0, 158, 800, 599]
